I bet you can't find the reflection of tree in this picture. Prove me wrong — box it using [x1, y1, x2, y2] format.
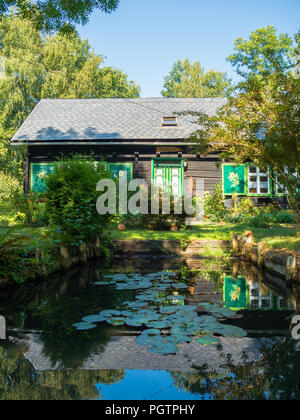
[171, 339, 300, 400]
[0, 347, 125, 400]
[1, 263, 136, 369]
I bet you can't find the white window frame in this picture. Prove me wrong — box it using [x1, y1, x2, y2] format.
[248, 165, 270, 196]
[276, 166, 298, 195]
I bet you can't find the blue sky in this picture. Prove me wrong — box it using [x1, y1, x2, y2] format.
[78, 0, 300, 97]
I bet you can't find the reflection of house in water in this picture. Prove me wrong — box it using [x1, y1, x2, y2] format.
[249, 282, 272, 310]
[224, 276, 292, 311]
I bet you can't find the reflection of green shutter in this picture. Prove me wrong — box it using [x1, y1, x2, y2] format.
[223, 276, 248, 311]
[109, 163, 133, 181]
[31, 163, 55, 193]
[223, 164, 246, 195]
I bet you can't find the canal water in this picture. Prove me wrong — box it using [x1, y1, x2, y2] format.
[0, 257, 299, 400]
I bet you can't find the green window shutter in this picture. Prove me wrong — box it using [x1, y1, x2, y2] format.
[223, 164, 246, 195]
[109, 163, 133, 181]
[223, 276, 248, 311]
[31, 163, 54, 193]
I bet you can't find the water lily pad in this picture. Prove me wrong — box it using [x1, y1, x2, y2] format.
[125, 301, 148, 309]
[172, 334, 192, 344]
[99, 310, 122, 318]
[126, 319, 144, 327]
[73, 322, 97, 331]
[200, 302, 234, 319]
[213, 324, 247, 338]
[146, 321, 170, 329]
[160, 306, 179, 315]
[81, 315, 106, 323]
[197, 336, 221, 346]
[106, 317, 126, 326]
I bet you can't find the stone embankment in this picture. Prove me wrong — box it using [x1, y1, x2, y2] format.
[233, 232, 300, 283]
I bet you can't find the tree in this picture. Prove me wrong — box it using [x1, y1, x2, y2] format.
[227, 26, 294, 80]
[0, 0, 119, 33]
[0, 15, 140, 173]
[186, 28, 300, 224]
[161, 59, 231, 98]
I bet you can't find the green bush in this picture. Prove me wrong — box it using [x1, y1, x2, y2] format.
[11, 191, 48, 226]
[0, 227, 34, 283]
[204, 184, 228, 222]
[245, 215, 272, 229]
[0, 171, 22, 212]
[226, 197, 259, 223]
[45, 155, 112, 244]
[272, 211, 296, 224]
[117, 189, 186, 231]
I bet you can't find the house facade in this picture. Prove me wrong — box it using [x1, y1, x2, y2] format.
[10, 98, 288, 206]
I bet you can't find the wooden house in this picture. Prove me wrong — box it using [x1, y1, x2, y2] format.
[10, 98, 289, 206]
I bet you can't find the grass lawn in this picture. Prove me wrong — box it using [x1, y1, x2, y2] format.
[1, 221, 299, 252]
[111, 222, 300, 252]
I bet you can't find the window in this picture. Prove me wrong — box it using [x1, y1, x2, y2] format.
[109, 163, 133, 181]
[276, 167, 298, 195]
[162, 116, 178, 127]
[249, 283, 272, 310]
[152, 159, 183, 196]
[248, 165, 270, 195]
[31, 163, 55, 193]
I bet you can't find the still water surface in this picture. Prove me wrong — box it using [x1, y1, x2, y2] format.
[0, 257, 299, 400]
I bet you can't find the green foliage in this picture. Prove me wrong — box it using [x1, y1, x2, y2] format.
[272, 211, 296, 224]
[0, 226, 34, 283]
[188, 27, 300, 224]
[227, 26, 294, 80]
[0, 14, 140, 172]
[11, 191, 48, 226]
[171, 338, 300, 400]
[0, 171, 22, 212]
[0, 347, 124, 400]
[204, 184, 228, 222]
[1, 0, 120, 33]
[118, 192, 186, 231]
[45, 155, 112, 244]
[161, 59, 231, 98]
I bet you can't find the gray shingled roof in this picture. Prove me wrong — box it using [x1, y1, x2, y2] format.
[11, 97, 227, 143]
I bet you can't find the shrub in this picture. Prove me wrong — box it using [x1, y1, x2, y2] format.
[0, 172, 22, 212]
[226, 197, 259, 223]
[245, 215, 271, 229]
[45, 155, 112, 244]
[272, 211, 296, 224]
[118, 191, 186, 231]
[11, 191, 48, 226]
[0, 227, 34, 283]
[204, 184, 228, 222]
